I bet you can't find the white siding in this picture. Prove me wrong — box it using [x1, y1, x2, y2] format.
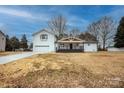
[33, 30, 56, 53]
[84, 43, 97, 52]
[0, 33, 6, 51]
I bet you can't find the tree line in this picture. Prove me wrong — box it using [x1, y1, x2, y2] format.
[48, 15, 124, 50]
[5, 34, 31, 51]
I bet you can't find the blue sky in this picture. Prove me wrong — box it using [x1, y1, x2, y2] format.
[0, 5, 124, 43]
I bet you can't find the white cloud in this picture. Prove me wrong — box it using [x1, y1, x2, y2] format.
[0, 7, 35, 19]
[0, 7, 49, 22]
[0, 6, 90, 32]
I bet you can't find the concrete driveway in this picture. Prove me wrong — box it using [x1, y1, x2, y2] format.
[0, 52, 38, 64]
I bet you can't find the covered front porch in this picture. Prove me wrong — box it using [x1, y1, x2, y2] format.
[56, 37, 85, 52]
[57, 43, 84, 52]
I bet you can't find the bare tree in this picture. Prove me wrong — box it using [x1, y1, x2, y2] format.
[87, 16, 117, 50]
[48, 15, 67, 39]
[70, 27, 80, 37]
[87, 22, 100, 48]
[88, 22, 99, 40]
[97, 16, 116, 50]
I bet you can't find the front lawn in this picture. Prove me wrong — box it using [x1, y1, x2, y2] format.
[0, 52, 124, 88]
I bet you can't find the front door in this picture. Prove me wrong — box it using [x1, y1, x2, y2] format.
[70, 44, 72, 50]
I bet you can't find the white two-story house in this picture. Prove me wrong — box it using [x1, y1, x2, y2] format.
[33, 29, 98, 53]
[33, 29, 56, 53]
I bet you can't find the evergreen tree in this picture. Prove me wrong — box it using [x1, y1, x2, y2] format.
[5, 35, 12, 51]
[114, 17, 124, 48]
[20, 34, 28, 50]
[10, 36, 20, 51]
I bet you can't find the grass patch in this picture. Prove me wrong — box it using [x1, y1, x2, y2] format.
[4, 64, 94, 88]
[33, 62, 41, 69]
[3, 64, 124, 88]
[0, 52, 124, 88]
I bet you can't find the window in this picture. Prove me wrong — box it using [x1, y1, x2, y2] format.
[61, 44, 64, 47]
[2, 37, 4, 40]
[40, 34, 48, 40]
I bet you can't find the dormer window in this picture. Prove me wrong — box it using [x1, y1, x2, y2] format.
[40, 34, 48, 40]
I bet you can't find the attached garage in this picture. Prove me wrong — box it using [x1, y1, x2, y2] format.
[33, 45, 50, 53]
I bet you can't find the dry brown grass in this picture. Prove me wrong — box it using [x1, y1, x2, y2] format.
[0, 52, 124, 88]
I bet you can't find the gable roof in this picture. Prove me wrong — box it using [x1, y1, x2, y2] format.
[57, 37, 97, 43]
[59, 37, 84, 41]
[32, 29, 55, 36]
[0, 30, 5, 37]
[57, 37, 85, 43]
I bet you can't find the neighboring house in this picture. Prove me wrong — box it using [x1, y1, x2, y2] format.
[0, 31, 6, 51]
[33, 29, 97, 53]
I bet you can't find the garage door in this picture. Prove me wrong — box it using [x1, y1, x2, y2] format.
[34, 45, 50, 53]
